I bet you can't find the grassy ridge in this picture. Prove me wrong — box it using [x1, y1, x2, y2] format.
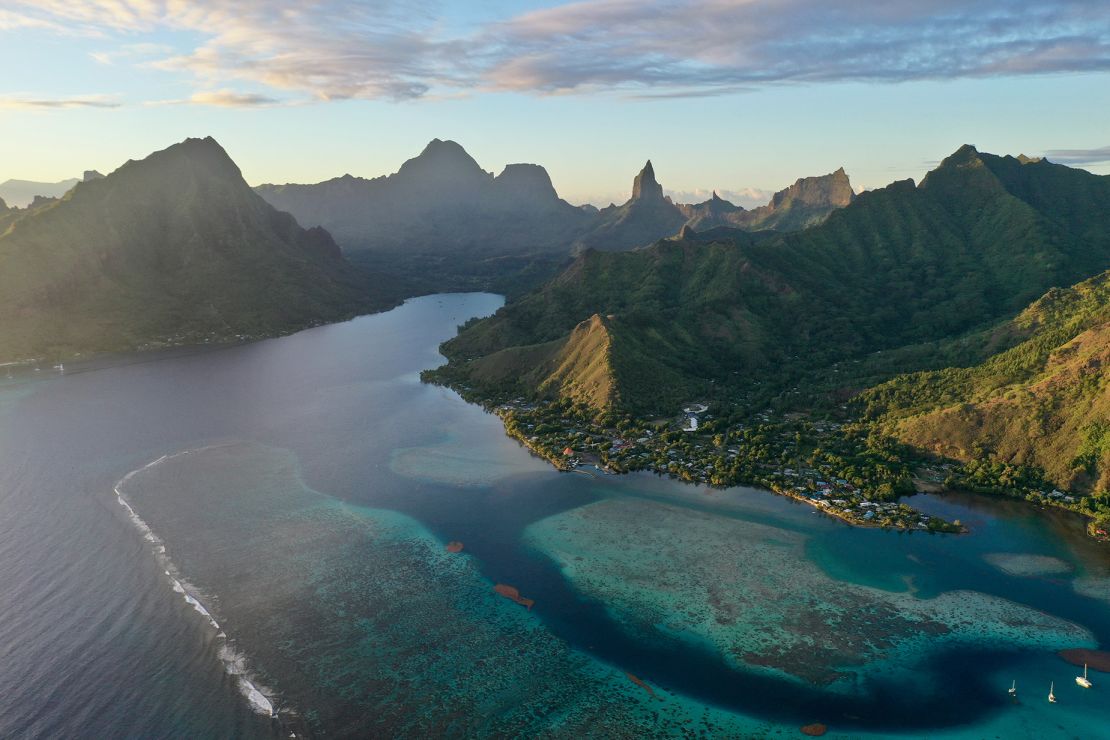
[862, 270, 1110, 495]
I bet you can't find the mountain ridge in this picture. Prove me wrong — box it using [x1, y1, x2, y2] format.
[0, 136, 396, 362]
[432, 145, 1110, 416]
[255, 140, 859, 291]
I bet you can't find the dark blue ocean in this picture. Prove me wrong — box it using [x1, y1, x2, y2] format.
[1, 293, 1107, 738]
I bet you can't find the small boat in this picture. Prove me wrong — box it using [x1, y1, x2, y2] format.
[1008, 680, 1017, 697]
[1048, 681, 1056, 703]
[1076, 663, 1093, 689]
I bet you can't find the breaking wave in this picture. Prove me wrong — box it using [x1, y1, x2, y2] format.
[114, 447, 277, 718]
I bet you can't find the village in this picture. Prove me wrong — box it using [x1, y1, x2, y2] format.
[492, 396, 965, 533]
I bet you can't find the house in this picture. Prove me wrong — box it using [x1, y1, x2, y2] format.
[563, 447, 575, 457]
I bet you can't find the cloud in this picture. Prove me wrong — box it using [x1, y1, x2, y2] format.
[5, 0, 1110, 102]
[0, 8, 68, 33]
[189, 90, 281, 107]
[1043, 145, 1110, 165]
[90, 42, 173, 65]
[0, 94, 121, 110]
[485, 0, 1110, 94]
[146, 89, 285, 108]
[6, 1, 464, 102]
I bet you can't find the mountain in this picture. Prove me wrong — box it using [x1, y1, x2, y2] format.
[861, 270, 1110, 493]
[0, 137, 396, 362]
[255, 141, 858, 292]
[745, 167, 856, 231]
[572, 161, 689, 252]
[431, 146, 1110, 415]
[256, 139, 591, 255]
[0, 177, 80, 208]
[679, 168, 854, 232]
[574, 163, 856, 253]
[679, 191, 747, 230]
[255, 139, 592, 293]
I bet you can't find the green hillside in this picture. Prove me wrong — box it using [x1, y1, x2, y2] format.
[433, 146, 1110, 415]
[0, 137, 397, 362]
[862, 270, 1110, 495]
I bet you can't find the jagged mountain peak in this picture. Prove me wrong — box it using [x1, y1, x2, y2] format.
[632, 160, 664, 201]
[939, 144, 983, 169]
[122, 136, 244, 183]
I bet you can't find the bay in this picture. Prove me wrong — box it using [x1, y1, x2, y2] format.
[1, 293, 1108, 738]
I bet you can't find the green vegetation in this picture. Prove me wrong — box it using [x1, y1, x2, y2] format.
[429, 146, 1110, 539]
[462, 395, 961, 531]
[862, 269, 1110, 491]
[436, 147, 1110, 414]
[0, 137, 398, 363]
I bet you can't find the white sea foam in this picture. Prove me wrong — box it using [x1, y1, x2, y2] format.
[219, 644, 277, 716]
[114, 445, 278, 719]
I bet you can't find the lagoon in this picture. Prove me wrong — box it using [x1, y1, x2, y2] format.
[1, 293, 1108, 738]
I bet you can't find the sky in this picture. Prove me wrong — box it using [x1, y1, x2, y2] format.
[1, 0, 1109, 207]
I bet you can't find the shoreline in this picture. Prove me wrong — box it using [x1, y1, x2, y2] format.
[0, 294, 412, 378]
[497, 409, 959, 534]
[423, 378, 1108, 541]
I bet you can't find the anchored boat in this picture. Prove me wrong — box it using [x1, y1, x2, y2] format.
[1048, 681, 1057, 703]
[1077, 663, 1093, 689]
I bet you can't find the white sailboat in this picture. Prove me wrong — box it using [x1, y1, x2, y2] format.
[1048, 681, 1057, 703]
[1076, 663, 1093, 689]
[1009, 680, 1017, 697]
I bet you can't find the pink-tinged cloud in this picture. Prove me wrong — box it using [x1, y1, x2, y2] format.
[485, 0, 1110, 94]
[0, 94, 122, 110]
[4, 0, 1110, 103]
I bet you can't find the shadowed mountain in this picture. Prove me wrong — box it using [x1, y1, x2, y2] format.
[431, 146, 1110, 415]
[0, 137, 396, 362]
[256, 139, 590, 252]
[0, 177, 80, 208]
[679, 191, 747, 230]
[0, 196, 11, 232]
[576, 162, 856, 253]
[572, 161, 689, 253]
[256, 141, 858, 290]
[680, 168, 855, 232]
[255, 139, 592, 293]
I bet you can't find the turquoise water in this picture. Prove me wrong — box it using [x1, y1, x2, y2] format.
[1, 293, 1108, 738]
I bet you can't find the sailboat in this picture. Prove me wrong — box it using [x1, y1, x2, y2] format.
[1048, 681, 1057, 703]
[1008, 680, 1017, 697]
[1077, 663, 1093, 689]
